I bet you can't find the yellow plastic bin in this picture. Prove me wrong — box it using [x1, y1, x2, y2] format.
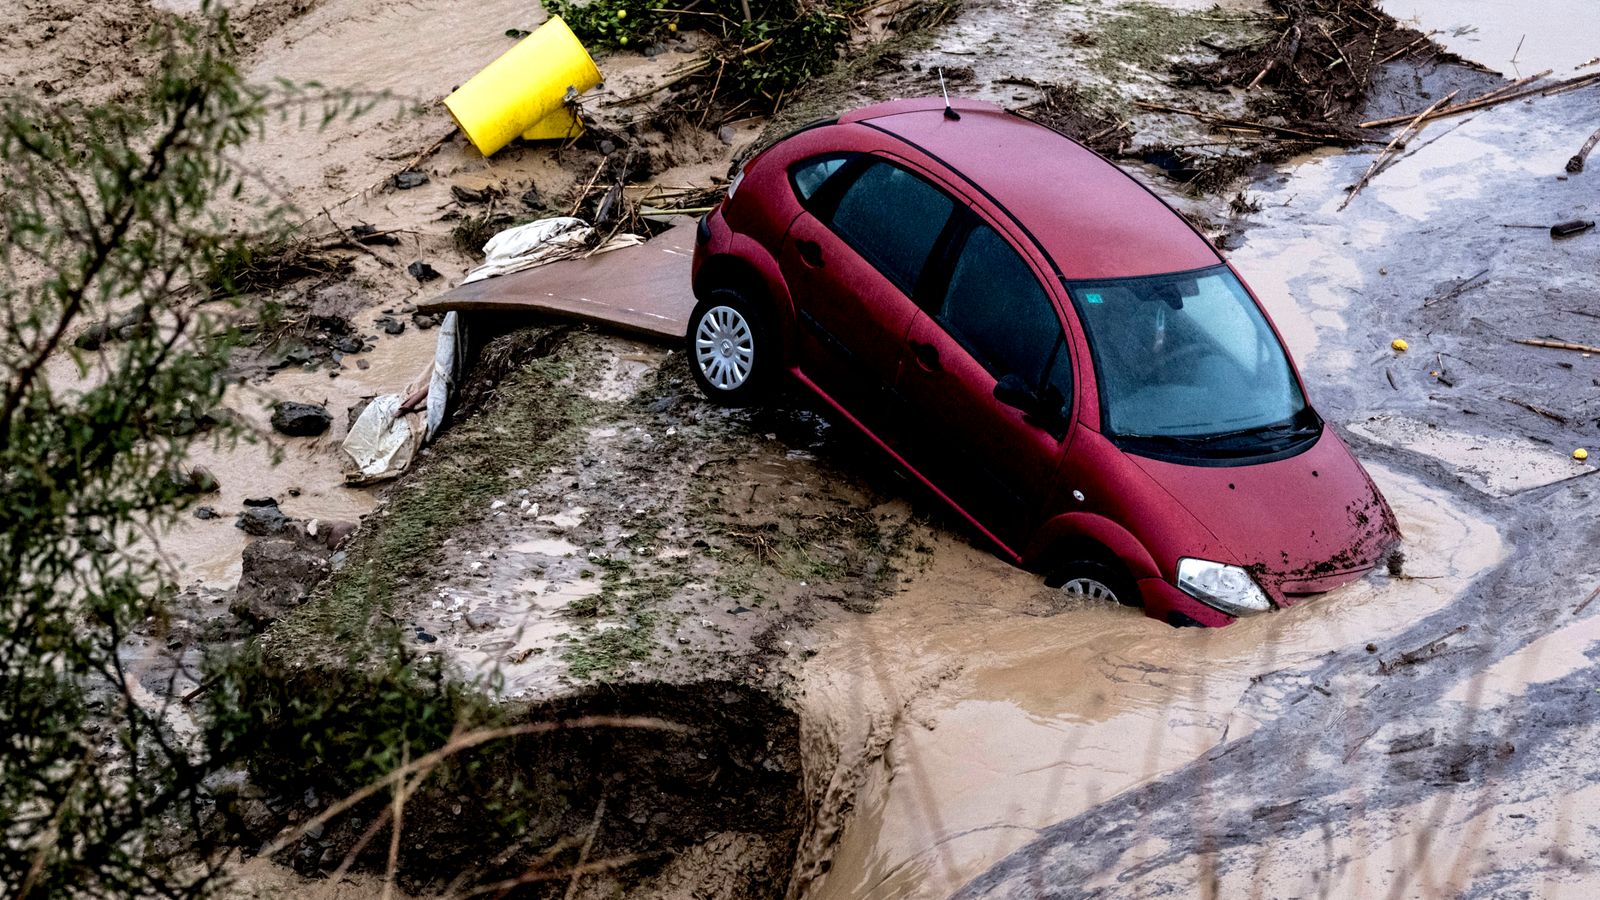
[444, 16, 602, 157]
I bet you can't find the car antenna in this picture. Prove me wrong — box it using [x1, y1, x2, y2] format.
[939, 68, 961, 121]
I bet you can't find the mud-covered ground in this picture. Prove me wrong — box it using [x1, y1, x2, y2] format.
[11, 0, 1600, 896]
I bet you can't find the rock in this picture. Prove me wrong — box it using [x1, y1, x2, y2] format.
[415, 629, 438, 643]
[193, 506, 220, 520]
[319, 520, 357, 550]
[464, 608, 500, 631]
[73, 321, 114, 350]
[332, 333, 364, 354]
[392, 169, 429, 189]
[236, 505, 290, 537]
[376, 316, 405, 336]
[450, 183, 499, 204]
[717, 125, 736, 145]
[270, 401, 332, 437]
[242, 496, 279, 508]
[411, 312, 440, 330]
[519, 186, 542, 209]
[230, 537, 332, 628]
[204, 768, 266, 801]
[168, 464, 220, 495]
[407, 260, 441, 282]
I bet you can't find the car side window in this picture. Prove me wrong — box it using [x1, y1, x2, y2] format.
[937, 223, 1072, 412]
[828, 161, 954, 295]
[790, 154, 853, 203]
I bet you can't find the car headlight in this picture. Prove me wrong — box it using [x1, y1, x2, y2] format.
[1176, 558, 1273, 616]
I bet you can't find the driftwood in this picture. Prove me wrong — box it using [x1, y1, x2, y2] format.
[1132, 101, 1370, 144]
[1360, 70, 1600, 129]
[1422, 267, 1490, 306]
[1500, 395, 1569, 425]
[1338, 90, 1456, 210]
[1513, 338, 1600, 354]
[1378, 625, 1468, 674]
[1569, 126, 1600, 173]
[1574, 582, 1600, 616]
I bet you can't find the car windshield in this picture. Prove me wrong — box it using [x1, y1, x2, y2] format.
[1067, 265, 1311, 445]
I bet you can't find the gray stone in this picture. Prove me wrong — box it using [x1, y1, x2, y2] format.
[392, 169, 428, 189]
[270, 402, 331, 437]
[464, 608, 500, 631]
[236, 505, 290, 536]
[231, 538, 331, 627]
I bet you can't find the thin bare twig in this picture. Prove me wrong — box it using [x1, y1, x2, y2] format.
[261, 717, 689, 858]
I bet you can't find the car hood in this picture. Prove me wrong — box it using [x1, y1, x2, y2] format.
[1128, 427, 1400, 605]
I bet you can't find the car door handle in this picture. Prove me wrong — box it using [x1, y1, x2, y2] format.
[796, 239, 824, 267]
[909, 340, 941, 372]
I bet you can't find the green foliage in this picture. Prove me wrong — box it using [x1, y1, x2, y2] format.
[0, 7, 265, 896]
[0, 3, 394, 895]
[549, 0, 851, 104]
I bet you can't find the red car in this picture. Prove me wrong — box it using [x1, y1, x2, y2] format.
[687, 97, 1399, 627]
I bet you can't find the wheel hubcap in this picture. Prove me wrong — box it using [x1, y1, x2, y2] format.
[1059, 577, 1118, 604]
[695, 305, 754, 391]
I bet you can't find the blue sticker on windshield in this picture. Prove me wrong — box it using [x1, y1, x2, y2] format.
[1084, 292, 1103, 304]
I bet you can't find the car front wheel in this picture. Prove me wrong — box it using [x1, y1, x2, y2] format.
[1047, 559, 1139, 609]
[687, 288, 773, 406]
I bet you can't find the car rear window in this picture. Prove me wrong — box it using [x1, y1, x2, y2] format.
[829, 161, 954, 294]
[790, 154, 853, 202]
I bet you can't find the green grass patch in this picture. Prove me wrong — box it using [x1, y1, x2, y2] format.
[260, 330, 595, 662]
[1086, 2, 1264, 77]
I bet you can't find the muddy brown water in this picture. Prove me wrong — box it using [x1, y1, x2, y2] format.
[797, 467, 1502, 899]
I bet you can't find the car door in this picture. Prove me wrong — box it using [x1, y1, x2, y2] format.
[779, 155, 957, 423]
[893, 216, 1076, 550]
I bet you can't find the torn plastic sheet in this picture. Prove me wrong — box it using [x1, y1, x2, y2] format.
[463, 216, 644, 284]
[345, 212, 646, 483]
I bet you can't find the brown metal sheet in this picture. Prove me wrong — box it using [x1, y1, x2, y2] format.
[416, 219, 698, 340]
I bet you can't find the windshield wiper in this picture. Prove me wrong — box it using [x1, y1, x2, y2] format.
[1121, 420, 1319, 450]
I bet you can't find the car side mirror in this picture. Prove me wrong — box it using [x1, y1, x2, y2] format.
[993, 373, 1040, 412]
[995, 374, 1070, 437]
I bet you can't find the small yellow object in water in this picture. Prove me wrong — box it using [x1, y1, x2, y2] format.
[1576, 448, 1590, 461]
[1391, 338, 1409, 352]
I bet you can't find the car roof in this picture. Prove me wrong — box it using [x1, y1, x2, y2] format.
[838, 98, 1221, 282]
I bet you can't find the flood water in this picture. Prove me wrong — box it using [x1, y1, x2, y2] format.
[800, 467, 1502, 899]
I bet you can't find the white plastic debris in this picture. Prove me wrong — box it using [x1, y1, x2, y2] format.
[340, 394, 425, 485]
[461, 216, 644, 284]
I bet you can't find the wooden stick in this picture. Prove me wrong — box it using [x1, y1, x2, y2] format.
[1339, 90, 1456, 210]
[1574, 583, 1600, 616]
[1377, 30, 1439, 66]
[1513, 338, 1600, 354]
[1422, 267, 1490, 306]
[1360, 69, 1565, 128]
[1570, 126, 1600, 173]
[1133, 101, 1370, 143]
